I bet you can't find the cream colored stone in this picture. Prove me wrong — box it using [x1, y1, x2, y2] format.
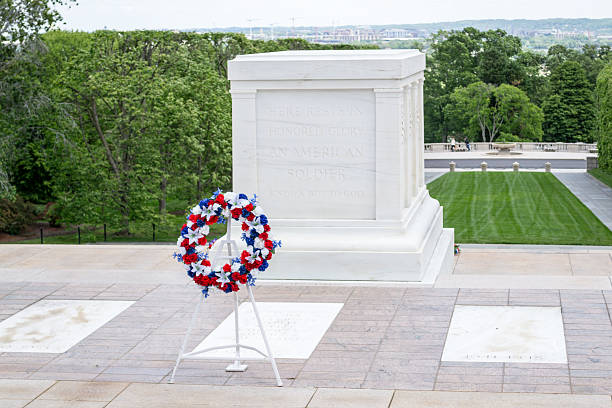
[38, 381, 128, 402]
[570, 253, 612, 276]
[434, 274, 612, 290]
[0, 399, 29, 408]
[390, 390, 611, 408]
[454, 252, 571, 275]
[308, 388, 393, 408]
[0, 379, 54, 400]
[26, 401, 107, 408]
[106, 383, 315, 408]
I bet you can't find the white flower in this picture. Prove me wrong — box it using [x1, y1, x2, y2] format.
[246, 218, 265, 234]
[191, 205, 203, 215]
[231, 262, 241, 272]
[178, 246, 187, 256]
[253, 237, 265, 249]
[191, 263, 207, 276]
[185, 228, 203, 245]
[215, 270, 230, 284]
[202, 206, 216, 219]
[252, 206, 264, 216]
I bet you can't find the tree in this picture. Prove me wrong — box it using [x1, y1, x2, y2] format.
[445, 82, 543, 142]
[0, 0, 75, 199]
[543, 61, 595, 142]
[596, 62, 612, 170]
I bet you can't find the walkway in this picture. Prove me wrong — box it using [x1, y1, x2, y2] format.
[555, 172, 612, 231]
[1, 380, 610, 407]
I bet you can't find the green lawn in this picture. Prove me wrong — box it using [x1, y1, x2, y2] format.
[428, 172, 612, 245]
[589, 168, 612, 189]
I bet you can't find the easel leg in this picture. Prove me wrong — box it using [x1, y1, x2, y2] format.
[226, 291, 247, 372]
[169, 292, 204, 383]
[247, 285, 283, 387]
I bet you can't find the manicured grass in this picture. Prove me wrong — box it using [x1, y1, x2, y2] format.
[428, 172, 612, 245]
[589, 168, 612, 189]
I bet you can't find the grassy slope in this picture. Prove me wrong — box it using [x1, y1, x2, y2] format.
[428, 172, 612, 245]
[588, 168, 612, 189]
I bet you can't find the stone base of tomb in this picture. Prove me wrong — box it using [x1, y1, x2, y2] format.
[215, 191, 454, 283]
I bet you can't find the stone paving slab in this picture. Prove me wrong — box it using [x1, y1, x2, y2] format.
[1, 381, 611, 407]
[0, 284, 611, 396]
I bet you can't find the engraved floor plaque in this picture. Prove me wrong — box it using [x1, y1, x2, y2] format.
[0, 300, 134, 353]
[442, 305, 567, 363]
[191, 302, 344, 359]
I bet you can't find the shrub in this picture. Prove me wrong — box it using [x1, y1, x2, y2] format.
[0, 197, 36, 235]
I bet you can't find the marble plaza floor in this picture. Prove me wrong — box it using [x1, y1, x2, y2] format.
[1, 241, 612, 406]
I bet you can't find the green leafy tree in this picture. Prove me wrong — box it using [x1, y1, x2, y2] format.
[446, 82, 543, 142]
[596, 62, 612, 170]
[543, 61, 595, 142]
[0, 0, 75, 199]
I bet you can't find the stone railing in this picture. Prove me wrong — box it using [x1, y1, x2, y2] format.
[424, 142, 598, 153]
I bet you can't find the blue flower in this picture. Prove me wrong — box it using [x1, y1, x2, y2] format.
[187, 269, 196, 278]
[239, 265, 247, 274]
[186, 247, 195, 255]
[258, 260, 269, 271]
[199, 199, 209, 207]
[238, 193, 248, 200]
[241, 208, 250, 218]
[249, 229, 259, 238]
[213, 188, 222, 197]
[202, 288, 209, 298]
[181, 226, 189, 236]
[245, 237, 255, 246]
[224, 285, 233, 293]
[259, 215, 268, 225]
[196, 219, 205, 227]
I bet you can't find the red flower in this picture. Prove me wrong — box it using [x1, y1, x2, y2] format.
[264, 240, 274, 250]
[183, 253, 198, 264]
[194, 275, 211, 286]
[206, 215, 218, 225]
[259, 232, 268, 240]
[180, 238, 190, 248]
[263, 224, 271, 232]
[240, 250, 250, 262]
[245, 203, 254, 212]
[231, 208, 242, 219]
[241, 222, 249, 231]
[266, 253, 272, 260]
[197, 236, 207, 246]
[222, 263, 232, 272]
[201, 259, 211, 267]
[215, 194, 225, 204]
[188, 214, 199, 223]
[229, 282, 239, 292]
[181, 223, 187, 230]
[246, 213, 255, 221]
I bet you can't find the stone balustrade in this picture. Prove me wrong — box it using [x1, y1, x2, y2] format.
[424, 142, 598, 153]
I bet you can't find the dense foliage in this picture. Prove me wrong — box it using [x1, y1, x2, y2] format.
[596, 62, 612, 170]
[423, 27, 610, 143]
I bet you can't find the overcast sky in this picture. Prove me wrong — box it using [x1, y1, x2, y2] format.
[57, 0, 612, 31]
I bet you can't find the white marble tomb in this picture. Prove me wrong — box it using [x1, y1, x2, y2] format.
[0, 300, 134, 353]
[226, 50, 454, 282]
[191, 302, 343, 359]
[441, 305, 567, 364]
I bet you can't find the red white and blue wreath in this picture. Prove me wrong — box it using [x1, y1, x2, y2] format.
[173, 189, 281, 298]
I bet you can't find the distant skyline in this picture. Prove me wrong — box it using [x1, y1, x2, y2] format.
[57, 0, 612, 31]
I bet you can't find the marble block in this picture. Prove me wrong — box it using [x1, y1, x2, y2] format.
[226, 50, 454, 282]
[441, 305, 567, 363]
[0, 300, 134, 353]
[190, 302, 343, 359]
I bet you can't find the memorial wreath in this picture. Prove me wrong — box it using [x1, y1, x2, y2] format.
[173, 190, 281, 297]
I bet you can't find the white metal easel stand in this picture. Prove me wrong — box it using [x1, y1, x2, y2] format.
[169, 218, 283, 386]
